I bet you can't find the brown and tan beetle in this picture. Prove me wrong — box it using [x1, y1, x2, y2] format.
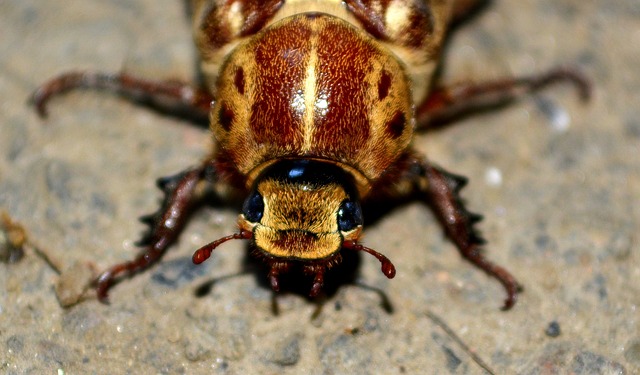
[32, 0, 590, 309]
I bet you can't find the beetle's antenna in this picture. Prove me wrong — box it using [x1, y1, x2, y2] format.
[192, 230, 252, 264]
[343, 240, 396, 279]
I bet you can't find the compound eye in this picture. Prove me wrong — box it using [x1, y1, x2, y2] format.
[337, 199, 363, 232]
[242, 190, 264, 223]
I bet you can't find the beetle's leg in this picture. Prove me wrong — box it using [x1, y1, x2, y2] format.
[95, 160, 215, 302]
[424, 160, 521, 310]
[416, 66, 591, 129]
[372, 154, 521, 309]
[424, 162, 521, 310]
[31, 71, 213, 119]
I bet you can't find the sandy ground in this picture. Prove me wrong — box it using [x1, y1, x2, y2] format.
[1, 0, 638, 373]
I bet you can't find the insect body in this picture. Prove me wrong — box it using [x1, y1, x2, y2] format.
[33, 0, 590, 309]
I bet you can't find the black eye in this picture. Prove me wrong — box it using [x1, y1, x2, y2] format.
[242, 190, 264, 223]
[337, 200, 363, 231]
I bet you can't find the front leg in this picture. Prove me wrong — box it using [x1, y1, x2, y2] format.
[95, 160, 215, 302]
[373, 154, 521, 310]
[422, 161, 521, 310]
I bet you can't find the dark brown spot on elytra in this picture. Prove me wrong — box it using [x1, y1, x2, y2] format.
[238, 0, 284, 36]
[199, 1, 284, 49]
[378, 70, 391, 100]
[343, 0, 389, 40]
[234, 67, 245, 94]
[219, 102, 234, 132]
[402, 4, 434, 48]
[200, 6, 233, 49]
[385, 111, 406, 139]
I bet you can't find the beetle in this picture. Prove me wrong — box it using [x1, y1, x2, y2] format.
[32, 0, 590, 310]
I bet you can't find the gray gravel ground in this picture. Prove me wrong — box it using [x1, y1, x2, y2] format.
[1, 0, 639, 373]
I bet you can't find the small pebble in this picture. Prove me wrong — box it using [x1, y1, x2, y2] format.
[545, 321, 561, 338]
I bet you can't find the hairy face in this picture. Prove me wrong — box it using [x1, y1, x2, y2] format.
[253, 179, 346, 259]
[238, 159, 364, 261]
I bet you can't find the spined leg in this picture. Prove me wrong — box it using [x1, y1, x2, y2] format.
[31, 71, 213, 119]
[422, 162, 521, 310]
[373, 154, 521, 309]
[417, 66, 591, 129]
[96, 161, 214, 302]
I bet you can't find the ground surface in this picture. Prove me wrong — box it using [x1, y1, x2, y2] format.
[1, 0, 638, 374]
